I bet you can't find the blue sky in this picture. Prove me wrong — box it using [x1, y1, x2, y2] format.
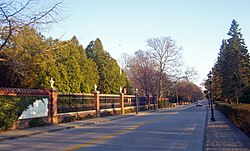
[45, 0, 250, 86]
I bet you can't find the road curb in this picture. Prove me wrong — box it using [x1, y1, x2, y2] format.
[0, 114, 135, 142]
[203, 105, 209, 151]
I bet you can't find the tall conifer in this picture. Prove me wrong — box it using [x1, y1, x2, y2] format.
[86, 38, 125, 94]
[213, 20, 250, 103]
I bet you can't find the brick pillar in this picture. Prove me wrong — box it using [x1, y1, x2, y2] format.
[94, 91, 100, 118]
[120, 93, 125, 114]
[48, 89, 58, 124]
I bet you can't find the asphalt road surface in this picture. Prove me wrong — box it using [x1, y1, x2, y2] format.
[0, 102, 207, 151]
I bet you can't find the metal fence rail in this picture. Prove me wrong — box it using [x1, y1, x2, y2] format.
[138, 96, 148, 106]
[99, 94, 120, 110]
[57, 93, 95, 113]
[124, 95, 136, 107]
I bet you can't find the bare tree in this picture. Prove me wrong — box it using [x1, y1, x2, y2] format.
[0, 0, 63, 51]
[118, 53, 130, 71]
[126, 50, 159, 96]
[174, 80, 204, 102]
[147, 36, 183, 98]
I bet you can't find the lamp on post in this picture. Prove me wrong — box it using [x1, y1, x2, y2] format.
[207, 71, 215, 121]
[135, 88, 139, 114]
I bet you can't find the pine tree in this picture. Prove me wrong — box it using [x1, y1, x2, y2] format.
[213, 20, 250, 103]
[86, 38, 124, 94]
[226, 20, 249, 103]
[212, 40, 226, 101]
[49, 36, 99, 93]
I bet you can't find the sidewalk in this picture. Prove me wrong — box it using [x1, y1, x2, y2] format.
[205, 108, 250, 151]
[0, 112, 145, 142]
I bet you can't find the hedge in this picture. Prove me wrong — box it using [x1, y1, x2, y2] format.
[0, 96, 43, 130]
[216, 102, 250, 137]
[29, 118, 46, 127]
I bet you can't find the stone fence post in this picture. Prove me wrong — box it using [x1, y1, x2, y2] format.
[48, 88, 58, 125]
[94, 91, 100, 118]
[120, 93, 124, 114]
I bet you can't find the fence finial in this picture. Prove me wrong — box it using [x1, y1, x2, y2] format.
[50, 77, 55, 89]
[94, 84, 97, 91]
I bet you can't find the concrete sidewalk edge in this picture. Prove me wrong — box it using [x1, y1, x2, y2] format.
[0, 114, 136, 142]
[203, 106, 209, 151]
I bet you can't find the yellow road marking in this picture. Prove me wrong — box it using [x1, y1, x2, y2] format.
[166, 112, 178, 114]
[64, 120, 154, 151]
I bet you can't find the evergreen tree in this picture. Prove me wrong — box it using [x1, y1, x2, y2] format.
[213, 20, 250, 103]
[0, 27, 53, 88]
[0, 29, 99, 93]
[49, 36, 99, 93]
[86, 38, 125, 94]
[213, 40, 229, 102]
[226, 20, 249, 103]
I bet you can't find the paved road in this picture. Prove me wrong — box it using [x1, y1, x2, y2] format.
[0, 103, 207, 151]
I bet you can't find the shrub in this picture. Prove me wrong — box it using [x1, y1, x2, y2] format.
[216, 103, 250, 137]
[158, 100, 164, 108]
[240, 86, 250, 104]
[61, 116, 75, 123]
[0, 96, 43, 130]
[125, 108, 134, 114]
[0, 97, 19, 130]
[101, 111, 113, 117]
[29, 118, 46, 127]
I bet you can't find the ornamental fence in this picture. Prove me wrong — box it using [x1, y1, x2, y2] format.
[0, 88, 178, 129]
[57, 93, 95, 113]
